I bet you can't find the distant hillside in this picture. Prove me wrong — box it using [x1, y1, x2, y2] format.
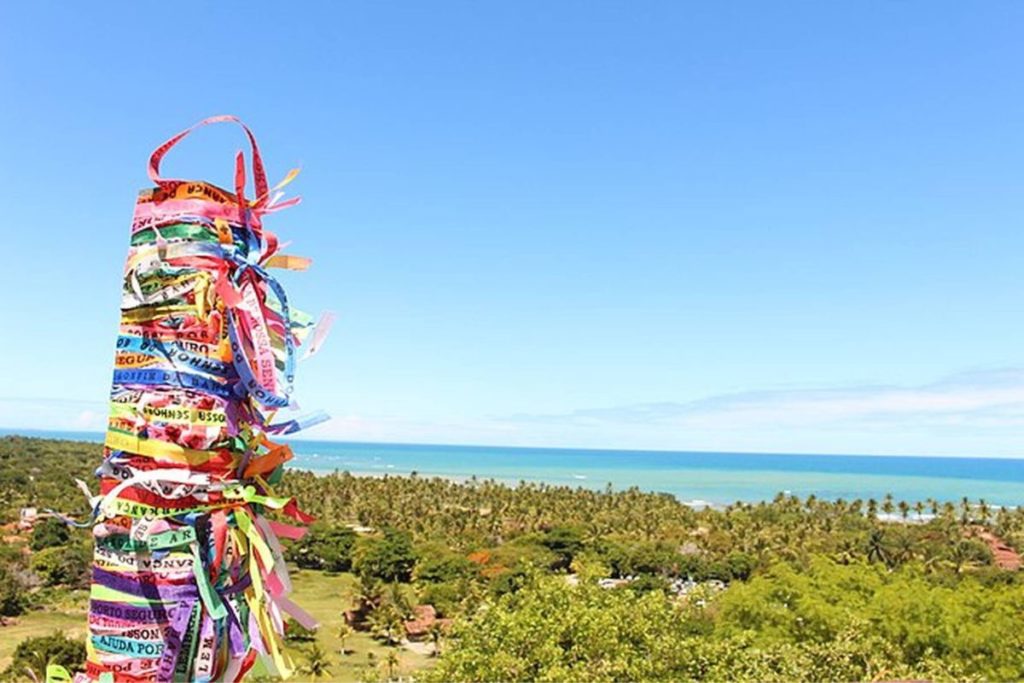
[0, 436, 99, 523]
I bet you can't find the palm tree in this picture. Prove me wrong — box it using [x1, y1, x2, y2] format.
[978, 499, 991, 526]
[299, 643, 333, 680]
[897, 500, 910, 521]
[361, 652, 380, 683]
[427, 620, 445, 657]
[382, 582, 412, 617]
[995, 507, 1012, 535]
[881, 494, 895, 518]
[865, 528, 890, 566]
[913, 501, 925, 520]
[385, 649, 401, 681]
[336, 623, 353, 655]
[354, 576, 382, 616]
[369, 604, 405, 645]
[891, 531, 916, 565]
[949, 539, 979, 574]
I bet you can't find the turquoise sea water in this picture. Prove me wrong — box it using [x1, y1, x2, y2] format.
[15, 429, 1023, 507]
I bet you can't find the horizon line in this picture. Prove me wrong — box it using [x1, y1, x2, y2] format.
[4, 427, 1024, 463]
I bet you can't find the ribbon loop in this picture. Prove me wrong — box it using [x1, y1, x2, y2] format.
[148, 115, 270, 208]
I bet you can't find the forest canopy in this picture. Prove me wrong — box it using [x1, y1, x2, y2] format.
[0, 436, 1022, 682]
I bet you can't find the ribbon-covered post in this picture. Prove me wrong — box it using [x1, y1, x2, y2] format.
[81, 116, 328, 683]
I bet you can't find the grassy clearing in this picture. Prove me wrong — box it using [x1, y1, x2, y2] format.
[0, 611, 88, 671]
[0, 573, 432, 682]
[286, 569, 435, 682]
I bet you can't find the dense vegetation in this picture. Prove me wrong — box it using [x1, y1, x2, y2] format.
[1, 435, 1023, 681]
[0, 438, 94, 616]
[424, 562, 1024, 682]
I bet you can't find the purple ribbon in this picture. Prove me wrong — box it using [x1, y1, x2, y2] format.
[90, 599, 171, 623]
[92, 567, 199, 602]
[156, 598, 196, 683]
[221, 595, 248, 656]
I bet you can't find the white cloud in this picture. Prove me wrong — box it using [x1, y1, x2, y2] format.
[498, 369, 1024, 456]
[519, 369, 1024, 427]
[0, 397, 107, 433]
[5, 368, 1024, 457]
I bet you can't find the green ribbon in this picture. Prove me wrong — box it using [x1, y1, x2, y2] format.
[44, 664, 72, 683]
[132, 222, 219, 246]
[147, 526, 197, 550]
[191, 544, 227, 619]
[174, 601, 202, 681]
[97, 534, 150, 553]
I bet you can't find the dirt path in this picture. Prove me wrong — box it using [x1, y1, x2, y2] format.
[972, 528, 1022, 571]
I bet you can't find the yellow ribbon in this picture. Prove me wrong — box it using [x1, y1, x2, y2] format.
[104, 430, 226, 467]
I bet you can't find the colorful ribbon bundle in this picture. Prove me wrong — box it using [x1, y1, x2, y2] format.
[78, 116, 330, 682]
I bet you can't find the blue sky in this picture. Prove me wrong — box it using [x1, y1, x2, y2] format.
[2, 2, 1024, 457]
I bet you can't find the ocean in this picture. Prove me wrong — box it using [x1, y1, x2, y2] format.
[9, 429, 1024, 507]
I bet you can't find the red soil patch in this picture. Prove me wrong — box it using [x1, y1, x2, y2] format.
[970, 527, 1021, 571]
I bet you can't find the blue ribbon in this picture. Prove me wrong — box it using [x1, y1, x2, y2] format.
[111, 369, 234, 400]
[224, 240, 297, 410]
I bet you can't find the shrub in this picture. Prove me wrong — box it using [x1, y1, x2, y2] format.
[414, 550, 474, 584]
[0, 565, 27, 616]
[3, 632, 85, 681]
[354, 528, 417, 583]
[30, 517, 70, 551]
[286, 524, 357, 572]
[31, 545, 90, 587]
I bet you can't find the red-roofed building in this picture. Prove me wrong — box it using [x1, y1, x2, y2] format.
[403, 604, 453, 641]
